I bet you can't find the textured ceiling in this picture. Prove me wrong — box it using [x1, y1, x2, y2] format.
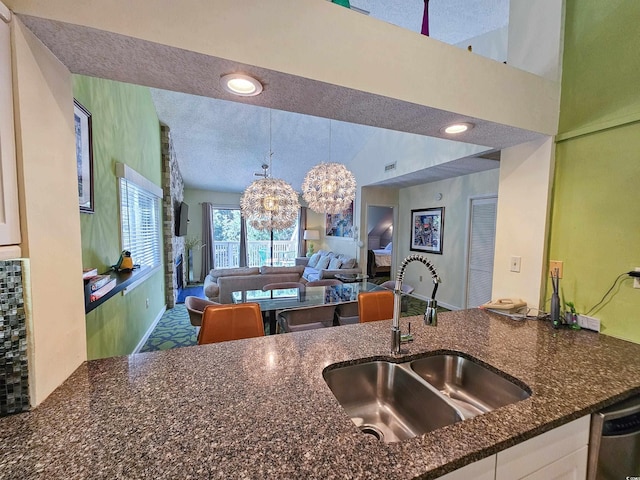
[17, 0, 519, 193]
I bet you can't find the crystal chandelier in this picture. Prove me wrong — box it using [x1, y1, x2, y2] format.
[240, 111, 300, 231]
[302, 121, 356, 214]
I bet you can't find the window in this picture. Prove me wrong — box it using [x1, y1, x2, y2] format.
[117, 163, 162, 270]
[212, 207, 299, 268]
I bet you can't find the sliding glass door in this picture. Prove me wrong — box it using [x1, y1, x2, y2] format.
[212, 208, 299, 268]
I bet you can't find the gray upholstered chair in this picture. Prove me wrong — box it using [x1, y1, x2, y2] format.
[380, 280, 415, 312]
[277, 304, 336, 333]
[185, 296, 220, 327]
[336, 301, 359, 326]
[306, 279, 341, 287]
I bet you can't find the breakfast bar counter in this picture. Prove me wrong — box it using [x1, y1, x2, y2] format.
[1, 309, 640, 479]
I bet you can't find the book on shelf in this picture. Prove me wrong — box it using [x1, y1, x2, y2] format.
[87, 274, 113, 292]
[82, 268, 98, 280]
[89, 279, 117, 302]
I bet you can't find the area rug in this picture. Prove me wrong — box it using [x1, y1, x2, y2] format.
[139, 304, 197, 352]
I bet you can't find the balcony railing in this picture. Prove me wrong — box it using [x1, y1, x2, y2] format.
[214, 241, 297, 268]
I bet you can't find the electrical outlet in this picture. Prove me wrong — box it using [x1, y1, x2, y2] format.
[145, 298, 150, 308]
[419, 275, 423, 282]
[549, 260, 563, 278]
[510, 256, 521, 273]
[635, 267, 640, 289]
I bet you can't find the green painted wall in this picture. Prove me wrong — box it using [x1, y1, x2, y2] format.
[548, 0, 640, 343]
[73, 76, 165, 359]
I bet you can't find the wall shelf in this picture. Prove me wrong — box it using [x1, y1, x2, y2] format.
[84, 266, 151, 314]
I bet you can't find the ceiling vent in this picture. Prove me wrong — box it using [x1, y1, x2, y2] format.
[384, 162, 397, 172]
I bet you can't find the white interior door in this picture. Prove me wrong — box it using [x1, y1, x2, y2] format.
[465, 196, 497, 308]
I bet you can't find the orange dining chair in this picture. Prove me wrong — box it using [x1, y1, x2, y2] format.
[358, 290, 394, 323]
[197, 303, 264, 345]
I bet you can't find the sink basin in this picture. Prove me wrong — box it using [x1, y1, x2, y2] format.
[410, 354, 531, 418]
[323, 361, 462, 442]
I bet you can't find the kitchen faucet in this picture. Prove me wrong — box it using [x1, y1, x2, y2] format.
[391, 254, 440, 354]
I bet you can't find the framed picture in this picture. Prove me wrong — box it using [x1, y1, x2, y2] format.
[325, 201, 354, 238]
[74, 99, 94, 213]
[410, 207, 444, 254]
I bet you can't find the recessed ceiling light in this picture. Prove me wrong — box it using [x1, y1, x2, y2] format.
[220, 73, 263, 97]
[441, 122, 474, 135]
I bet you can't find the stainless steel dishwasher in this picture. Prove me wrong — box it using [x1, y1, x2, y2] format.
[588, 394, 640, 480]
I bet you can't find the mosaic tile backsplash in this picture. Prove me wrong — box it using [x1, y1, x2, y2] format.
[0, 260, 29, 416]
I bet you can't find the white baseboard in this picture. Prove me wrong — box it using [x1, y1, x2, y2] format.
[410, 292, 460, 311]
[132, 305, 167, 354]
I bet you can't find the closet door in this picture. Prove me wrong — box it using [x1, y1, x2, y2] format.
[465, 196, 497, 308]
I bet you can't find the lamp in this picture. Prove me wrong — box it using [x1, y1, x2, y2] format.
[303, 229, 320, 256]
[302, 120, 356, 214]
[240, 111, 299, 231]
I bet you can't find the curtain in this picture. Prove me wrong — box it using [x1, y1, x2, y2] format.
[297, 206, 307, 257]
[200, 202, 214, 282]
[239, 217, 248, 267]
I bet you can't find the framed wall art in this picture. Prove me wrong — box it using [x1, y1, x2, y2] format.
[410, 207, 444, 254]
[74, 99, 94, 213]
[325, 201, 354, 238]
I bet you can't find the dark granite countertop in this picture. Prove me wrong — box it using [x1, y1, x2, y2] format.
[2, 309, 640, 479]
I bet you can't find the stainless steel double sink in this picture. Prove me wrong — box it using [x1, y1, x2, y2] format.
[323, 352, 531, 443]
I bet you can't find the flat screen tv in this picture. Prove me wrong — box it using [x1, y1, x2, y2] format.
[176, 202, 189, 236]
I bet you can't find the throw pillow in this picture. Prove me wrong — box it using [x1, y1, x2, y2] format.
[328, 257, 342, 270]
[307, 252, 321, 268]
[340, 257, 357, 269]
[316, 255, 331, 270]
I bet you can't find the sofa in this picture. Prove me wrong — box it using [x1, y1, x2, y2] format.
[295, 250, 361, 282]
[204, 265, 306, 303]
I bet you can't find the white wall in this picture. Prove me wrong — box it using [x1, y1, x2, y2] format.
[12, 18, 86, 405]
[398, 169, 500, 310]
[492, 137, 555, 308]
[455, 26, 508, 63]
[508, 0, 565, 82]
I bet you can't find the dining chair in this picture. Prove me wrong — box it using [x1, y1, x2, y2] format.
[197, 303, 264, 344]
[380, 280, 415, 312]
[184, 296, 220, 327]
[336, 301, 359, 325]
[277, 304, 336, 333]
[306, 279, 341, 287]
[358, 290, 394, 323]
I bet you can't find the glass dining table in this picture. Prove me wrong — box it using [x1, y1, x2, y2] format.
[231, 282, 385, 334]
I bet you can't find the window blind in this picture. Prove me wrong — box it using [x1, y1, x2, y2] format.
[119, 176, 161, 269]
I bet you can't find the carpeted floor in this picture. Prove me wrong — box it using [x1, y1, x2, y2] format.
[140, 278, 448, 353]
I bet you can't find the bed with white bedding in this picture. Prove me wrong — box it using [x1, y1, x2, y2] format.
[368, 243, 392, 276]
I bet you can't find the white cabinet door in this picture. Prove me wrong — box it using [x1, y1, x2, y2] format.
[496, 416, 589, 480]
[0, 4, 21, 249]
[438, 455, 496, 480]
[521, 446, 588, 480]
